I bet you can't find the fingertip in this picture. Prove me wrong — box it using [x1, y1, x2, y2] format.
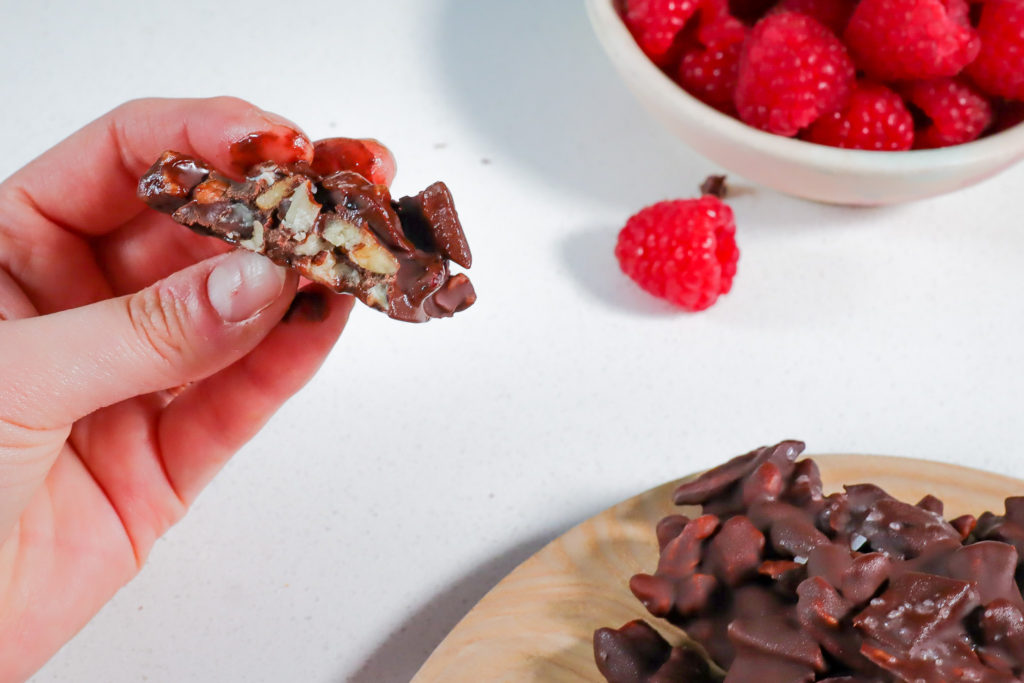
[226, 127, 314, 176]
[155, 286, 351, 504]
[283, 287, 329, 324]
[360, 138, 397, 187]
[10, 96, 322, 236]
[310, 137, 396, 186]
[111, 96, 313, 174]
[125, 96, 315, 177]
[255, 107, 304, 132]
[283, 285, 354, 327]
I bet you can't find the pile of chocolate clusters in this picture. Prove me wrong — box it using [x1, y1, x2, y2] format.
[595, 441, 1024, 682]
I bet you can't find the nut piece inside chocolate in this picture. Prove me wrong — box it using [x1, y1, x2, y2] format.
[595, 441, 1024, 683]
[137, 150, 475, 323]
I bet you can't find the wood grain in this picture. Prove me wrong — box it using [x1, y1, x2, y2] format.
[412, 455, 1024, 682]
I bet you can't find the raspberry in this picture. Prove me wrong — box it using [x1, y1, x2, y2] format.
[942, 0, 971, 27]
[676, 32, 746, 112]
[695, 4, 747, 45]
[624, 0, 702, 66]
[804, 80, 915, 150]
[843, 0, 980, 81]
[904, 78, 994, 148]
[773, 0, 855, 34]
[615, 196, 738, 311]
[965, 0, 1024, 102]
[734, 13, 855, 137]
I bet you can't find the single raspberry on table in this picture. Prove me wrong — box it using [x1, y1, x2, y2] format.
[772, 0, 855, 35]
[965, 0, 1024, 102]
[904, 78, 993, 148]
[615, 194, 739, 311]
[843, 0, 980, 82]
[804, 80, 914, 150]
[624, 0, 703, 66]
[734, 12, 855, 137]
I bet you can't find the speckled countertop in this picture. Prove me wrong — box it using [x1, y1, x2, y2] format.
[4, 1, 1024, 681]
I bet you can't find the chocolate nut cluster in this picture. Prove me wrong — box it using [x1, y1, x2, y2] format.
[138, 150, 475, 323]
[594, 441, 1024, 682]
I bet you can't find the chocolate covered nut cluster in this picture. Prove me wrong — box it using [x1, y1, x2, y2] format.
[595, 441, 1024, 682]
[138, 150, 475, 323]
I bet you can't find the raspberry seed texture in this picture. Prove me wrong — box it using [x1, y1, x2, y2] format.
[965, 0, 1024, 101]
[804, 80, 914, 150]
[735, 12, 855, 137]
[843, 0, 981, 81]
[615, 197, 739, 311]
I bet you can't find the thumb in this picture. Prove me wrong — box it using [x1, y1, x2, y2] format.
[0, 249, 296, 431]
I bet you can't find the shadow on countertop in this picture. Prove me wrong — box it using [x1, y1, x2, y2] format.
[560, 227, 681, 316]
[345, 531, 558, 682]
[432, 0, 709, 209]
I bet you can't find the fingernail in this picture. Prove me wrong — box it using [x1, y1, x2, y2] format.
[207, 251, 287, 323]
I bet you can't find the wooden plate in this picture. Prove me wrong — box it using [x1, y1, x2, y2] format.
[412, 455, 1024, 682]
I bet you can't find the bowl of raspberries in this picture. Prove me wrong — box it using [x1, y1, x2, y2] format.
[586, 0, 1024, 204]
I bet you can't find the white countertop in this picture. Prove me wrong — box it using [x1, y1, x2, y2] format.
[5, 1, 1024, 681]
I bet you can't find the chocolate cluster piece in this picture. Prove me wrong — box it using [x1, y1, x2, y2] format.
[138, 150, 475, 322]
[594, 441, 1024, 682]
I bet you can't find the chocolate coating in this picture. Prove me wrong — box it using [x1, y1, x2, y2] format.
[138, 150, 475, 323]
[395, 182, 472, 268]
[596, 441, 1024, 682]
[136, 151, 210, 212]
[594, 621, 722, 683]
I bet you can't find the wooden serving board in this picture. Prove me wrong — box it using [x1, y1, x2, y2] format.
[412, 455, 1024, 682]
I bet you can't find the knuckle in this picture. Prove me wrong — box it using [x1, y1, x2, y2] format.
[207, 94, 250, 110]
[0, 414, 67, 451]
[126, 285, 190, 370]
[108, 99, 152, 144]
[112, 97, 148, 115]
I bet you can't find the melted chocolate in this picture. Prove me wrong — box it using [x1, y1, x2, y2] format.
[422, 273, 477, 319]
[228, 130, 311, 175]
[309, 138, 374, 176]
[136, 151, 210, 212]
[138, 149, 475, 323]
[395, 182, 473, 268]
[596, 441, 1024, 682]
[320, 172, 410, 252]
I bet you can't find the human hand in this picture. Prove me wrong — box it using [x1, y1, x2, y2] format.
[0, 97, 385, 681]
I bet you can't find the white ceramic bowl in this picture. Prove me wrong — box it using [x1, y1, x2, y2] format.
[585, 0, 1024, 205]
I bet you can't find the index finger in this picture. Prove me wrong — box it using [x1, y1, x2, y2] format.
[4, 96, 314, 236]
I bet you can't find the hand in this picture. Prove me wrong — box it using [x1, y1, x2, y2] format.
[0, 97, 378, 681]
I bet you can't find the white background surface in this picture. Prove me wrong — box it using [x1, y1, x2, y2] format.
[3, 1, 1024, 681]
